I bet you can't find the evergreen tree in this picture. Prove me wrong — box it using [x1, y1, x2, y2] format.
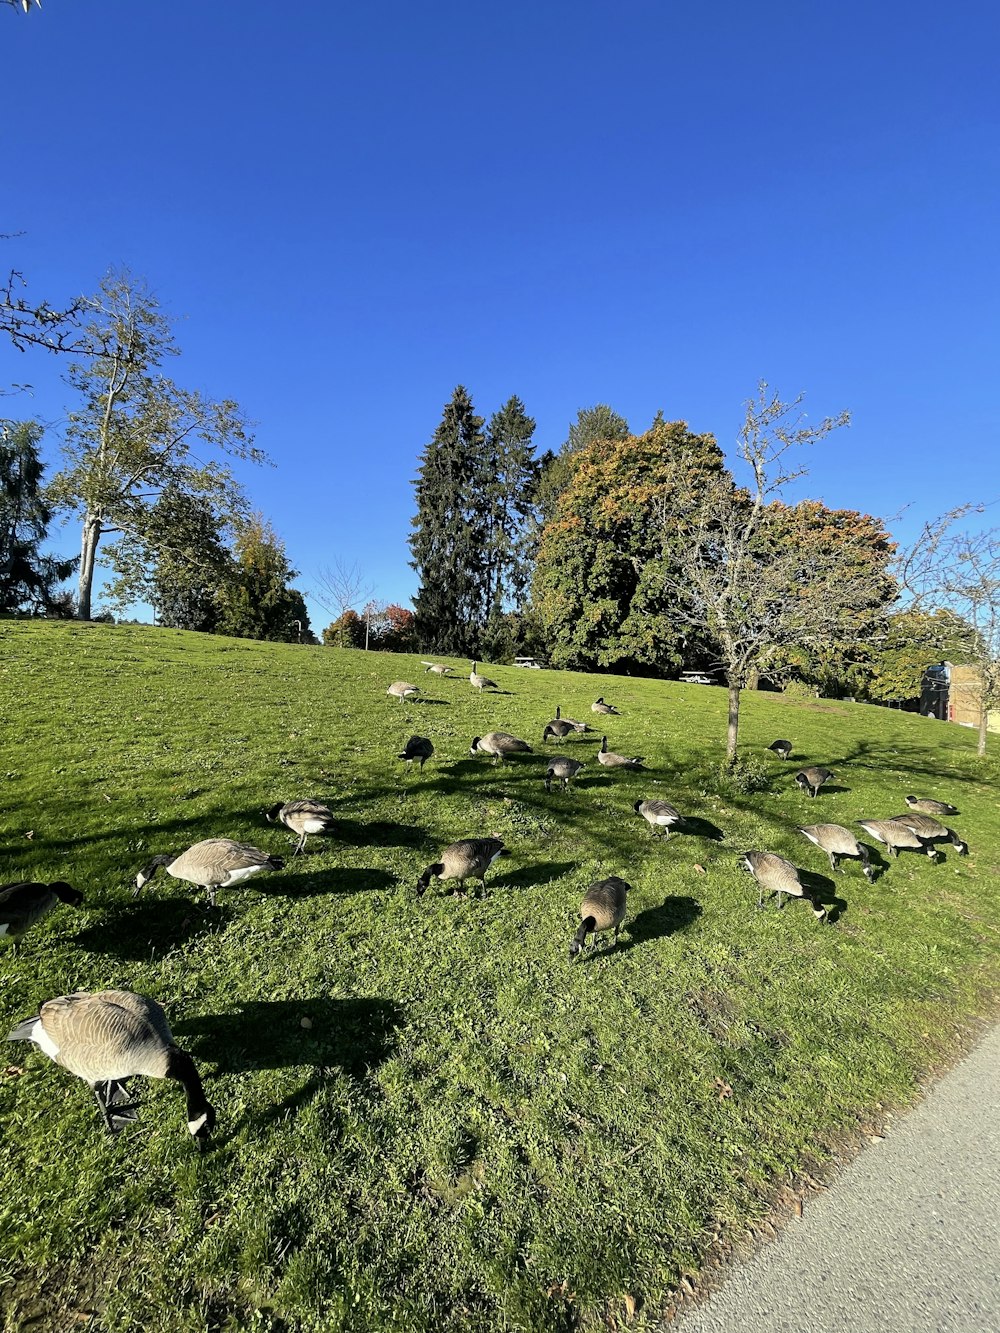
[0, 421, 75, 614]
[480, 395, 538, 655]
[535, 404, 630, 525]
[409, 386, 488, 655]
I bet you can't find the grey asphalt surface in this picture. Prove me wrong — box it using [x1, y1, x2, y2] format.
[677, 1023, 1000, 1333]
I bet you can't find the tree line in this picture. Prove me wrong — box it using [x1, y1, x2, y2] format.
[410, 385, 999, 758]
[2, 270, 313, 643]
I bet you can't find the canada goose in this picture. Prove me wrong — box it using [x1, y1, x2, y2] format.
[8, 989, 215, 1145]
[905, 795, 959, 816]
[416, 837, 506, 896]
[856, 819, 939, 861]
[422, 662, 454, 676]
[134, 839, 285, 907]
[0, 881, 84, 944]
[543, 717, 575, 743]
[265, 800, 335, 855]
[633, 799, 684, 838]
[591, 697, 621, 715]
[889, 812, 968, 855]
[560, 714, 593, 734]
[569, 877, 631, 956]
[470, 731, 533, 764]
[794, 766, 835, 798]
[797, 824, 874, 881]
[398, 735, 434, 770]
[768, 739, 793, 760]
[470, 662, 498, 692]
[741, 851, 827, 921]
[545, 756, 585, 792]
[596, 736, 645, 771]
[387, 681, 419, 702]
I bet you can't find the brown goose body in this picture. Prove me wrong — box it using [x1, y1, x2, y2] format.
[633, 799, 683, 836]
[398, 735, 434, 769]
[470, 662, 498, 692]
[0, 881, 84, 942]
[7, 989, 215, 1143]
[905, 795, 958, 816]
[135, 838, 285, 906]
[591, 697, 621, 715]
[470, 731, 533, 763]
[417, 837, 506, 895]
[570, 877, 631, 956]
[597, 736, 645, 770]
[889, 812, 967, 854]
[265, 800, 335, 854]
[422, 662, 454, 676]
[856, 819, 938, 860]
[742, 851, 827, 920]
[794, 766, 835, 798]
[797, 824, 874, 880]
[545, 756, 585, 791]
[387, 681, 420, 702]
[768, 739, 793, 760]
[543, 719, 575, 743]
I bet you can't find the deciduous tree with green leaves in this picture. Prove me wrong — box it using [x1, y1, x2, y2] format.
[216, 515, 311, 644]
[660, 383, 881, 762]
[48, 271, 261, 620]
[532, 415, 724, 672]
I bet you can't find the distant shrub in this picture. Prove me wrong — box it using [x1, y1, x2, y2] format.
[782, 680, 818, 700]
[717, 753, 770, 796]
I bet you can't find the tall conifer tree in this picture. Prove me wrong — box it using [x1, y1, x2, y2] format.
[480, 396, 537, 654]
[409, 386, 487, 655]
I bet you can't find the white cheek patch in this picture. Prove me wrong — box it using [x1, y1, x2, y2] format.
[488, 849, 504, 868]
[187, 1112, 209, 1136]
[35, 1025, 61, 1059]
[0, 924, 9, 936]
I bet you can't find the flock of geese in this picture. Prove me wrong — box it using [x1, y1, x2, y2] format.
[2, 660, 970, 1148]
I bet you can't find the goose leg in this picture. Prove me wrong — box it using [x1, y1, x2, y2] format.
[205, 885, 217, 908]
[756, 884, 765, 909]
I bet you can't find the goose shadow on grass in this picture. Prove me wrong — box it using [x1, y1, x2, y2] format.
[175, 996, 404, 1130]
[794, 868, 848, 923]
[676, 816, 725, 842]
[333, 818, 431, 849]
[73, 900, 236, 959]
[258, 866, 395, 897]
[611, 895, 703, 955]
[491, 861, 578, 891]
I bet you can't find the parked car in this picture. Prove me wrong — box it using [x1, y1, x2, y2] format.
[679, 671, 715, 686]
[513, 656, 543, 669]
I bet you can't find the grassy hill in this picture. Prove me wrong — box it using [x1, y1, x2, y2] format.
[1, 621, 997, 1333]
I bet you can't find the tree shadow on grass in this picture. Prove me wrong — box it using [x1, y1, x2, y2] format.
[258, 866, 395, 897]
[614, 895, 703, 954]
[176, 996, 404, 1131]
[73, 899, 235, 960]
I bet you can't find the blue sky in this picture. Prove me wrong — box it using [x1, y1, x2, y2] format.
[3, 0, 998, 630]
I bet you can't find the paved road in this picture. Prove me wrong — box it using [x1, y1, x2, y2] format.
[677, 1023, 1000, 1333]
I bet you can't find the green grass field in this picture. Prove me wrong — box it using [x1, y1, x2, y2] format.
[1, 621, 997, 1332]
